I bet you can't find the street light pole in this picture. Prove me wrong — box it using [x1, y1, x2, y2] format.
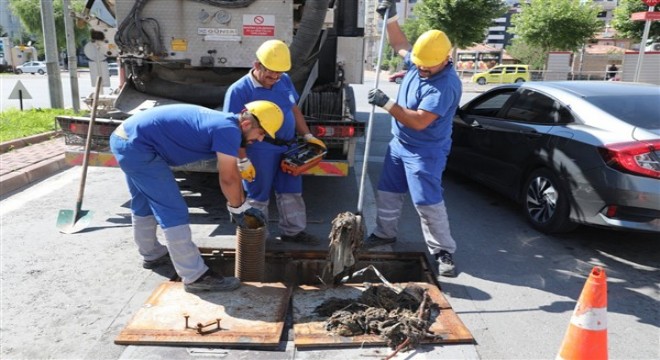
[633, 5, 656, 82]
[39, 0, 64, 108]
[62, 0, 80, 112]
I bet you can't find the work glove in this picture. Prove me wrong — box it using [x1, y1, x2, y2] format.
[303, 133, 326, 149]
[227, 201, 267, 229]
[376, 0, 397, 21]
[368, 88, 396, 111]
[237, 157, 256, 182]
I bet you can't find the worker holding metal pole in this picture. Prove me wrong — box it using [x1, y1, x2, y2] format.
[109, 101, 283, 293]
[364, 0, 463, 278]
[223, 40, 326, 246]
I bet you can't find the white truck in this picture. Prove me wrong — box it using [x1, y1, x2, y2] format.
[0, 37, 38, 73]
[57, 0, 366, 176]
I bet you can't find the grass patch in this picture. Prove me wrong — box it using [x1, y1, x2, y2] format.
[0, 108, 82, 142]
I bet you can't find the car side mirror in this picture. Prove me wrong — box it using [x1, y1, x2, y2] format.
[455, 109, 475, 125]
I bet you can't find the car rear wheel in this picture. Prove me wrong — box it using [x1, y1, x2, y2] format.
[515, 78, 525, 83]
[395, 78, 402, 84]
[38, 69, 45, 75]
[477, 78, 487, 85]
[523, 168, 577, 233]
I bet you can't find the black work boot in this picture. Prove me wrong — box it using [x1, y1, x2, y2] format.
[436, 250, 456, 277]
[362, 233, 397, 249]
[184, 270, 241, 293]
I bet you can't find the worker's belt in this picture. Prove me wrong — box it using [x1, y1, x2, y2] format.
[113, 123, 129, 140]
[263, 137, 296, 147]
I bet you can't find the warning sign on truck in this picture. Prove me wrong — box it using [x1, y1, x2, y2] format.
[243, 14, 275, 36]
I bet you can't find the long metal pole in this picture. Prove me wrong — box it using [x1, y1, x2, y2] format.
[40, 0, 64, 108]
[357, 7, 389, 214]
[633, 5, 655, 83]
[62, 0, 80, 112]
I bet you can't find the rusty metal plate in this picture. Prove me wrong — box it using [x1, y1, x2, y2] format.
[116, 281, 291, 347]
[292, 283, 474, 347]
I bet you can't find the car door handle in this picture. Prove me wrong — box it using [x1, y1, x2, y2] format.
[523, 130, 542, 138]
[470, 120, 484, 129]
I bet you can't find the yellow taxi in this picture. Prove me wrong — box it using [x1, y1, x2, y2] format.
[471, 64, 530, 85]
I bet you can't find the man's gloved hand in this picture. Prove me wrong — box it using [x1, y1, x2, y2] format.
[303, 133, 326, 149]
[376, 0, 397, 21]
[227, 201, 267, 229]
[368, 88, 396, 111]
[237, 158, 255, 182]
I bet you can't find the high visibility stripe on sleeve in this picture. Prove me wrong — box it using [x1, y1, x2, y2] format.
[569, 307, 607, 331]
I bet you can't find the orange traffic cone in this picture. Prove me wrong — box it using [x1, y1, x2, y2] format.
[556, 266, 608, 360]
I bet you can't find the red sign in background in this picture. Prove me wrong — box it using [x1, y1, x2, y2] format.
[642, 0, 659, 7]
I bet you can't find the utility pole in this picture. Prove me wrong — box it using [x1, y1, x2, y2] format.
[40, 0, 64, 108]
[62, 0, 80, 112]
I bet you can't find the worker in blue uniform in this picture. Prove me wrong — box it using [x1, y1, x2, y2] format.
[110, 101, 284, 292]
[365, 0, 463, 278]
[223, 40, 325, 246]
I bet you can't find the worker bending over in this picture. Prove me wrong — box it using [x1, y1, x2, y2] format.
[110, 101, 283, 292]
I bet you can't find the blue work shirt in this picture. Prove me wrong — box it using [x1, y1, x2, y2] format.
[120, 104, 241, 166]
[223, 71, 299, 149]
[394, 53, 462, 151]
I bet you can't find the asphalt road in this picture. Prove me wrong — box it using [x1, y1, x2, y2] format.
[0, 73, 658, 359]
[1, 71, 120, 112]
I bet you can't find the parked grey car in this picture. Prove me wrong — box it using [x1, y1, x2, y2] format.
[15, 61, 47, 75]
[448, 81, 660, 233]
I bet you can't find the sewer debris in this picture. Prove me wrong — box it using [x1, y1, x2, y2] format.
[315, 283, 442, 352]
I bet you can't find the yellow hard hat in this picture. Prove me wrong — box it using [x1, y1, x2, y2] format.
[255, 40, 291, 72]
[411, 30, 452, 68]
[244, 100, 284, 138]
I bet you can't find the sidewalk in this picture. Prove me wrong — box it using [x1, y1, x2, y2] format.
[0, 132, 70, 197]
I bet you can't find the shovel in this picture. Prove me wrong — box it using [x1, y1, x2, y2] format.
[57, 76, 103, 234]
[326, 7, 390, 285]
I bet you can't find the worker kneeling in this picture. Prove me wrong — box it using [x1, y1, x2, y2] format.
[110, 101, 283, 292]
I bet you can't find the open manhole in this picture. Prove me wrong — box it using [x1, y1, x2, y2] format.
[115, 249, 474, 348]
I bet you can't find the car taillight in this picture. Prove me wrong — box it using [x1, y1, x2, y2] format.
[311, 125, 355, 138]
[599, 140, 660, 179]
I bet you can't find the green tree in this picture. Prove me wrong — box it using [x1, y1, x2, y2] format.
[413, 0, 508, 59]
[611, 0, 660, 44]
[510, 0, 602, 56]
[9, 0, 88, 56]
[506, 39, 548, 70]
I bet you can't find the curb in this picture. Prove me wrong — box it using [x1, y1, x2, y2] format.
[0, 132, 71, 197]
[0, 155, 70, 197]
[0, 131, 62, 153]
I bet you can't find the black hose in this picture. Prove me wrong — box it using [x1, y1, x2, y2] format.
[289, 0, 330, 94]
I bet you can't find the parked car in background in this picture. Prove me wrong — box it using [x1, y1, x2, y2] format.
[15, 61, 47, 75]
[108, 62, 118, 76]
[471, 64, 529, 85]
[388, 69, 407, 84]
[448, 81, 660, 234]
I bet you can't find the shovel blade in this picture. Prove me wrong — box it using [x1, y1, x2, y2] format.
[56, 209, 93, 234]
